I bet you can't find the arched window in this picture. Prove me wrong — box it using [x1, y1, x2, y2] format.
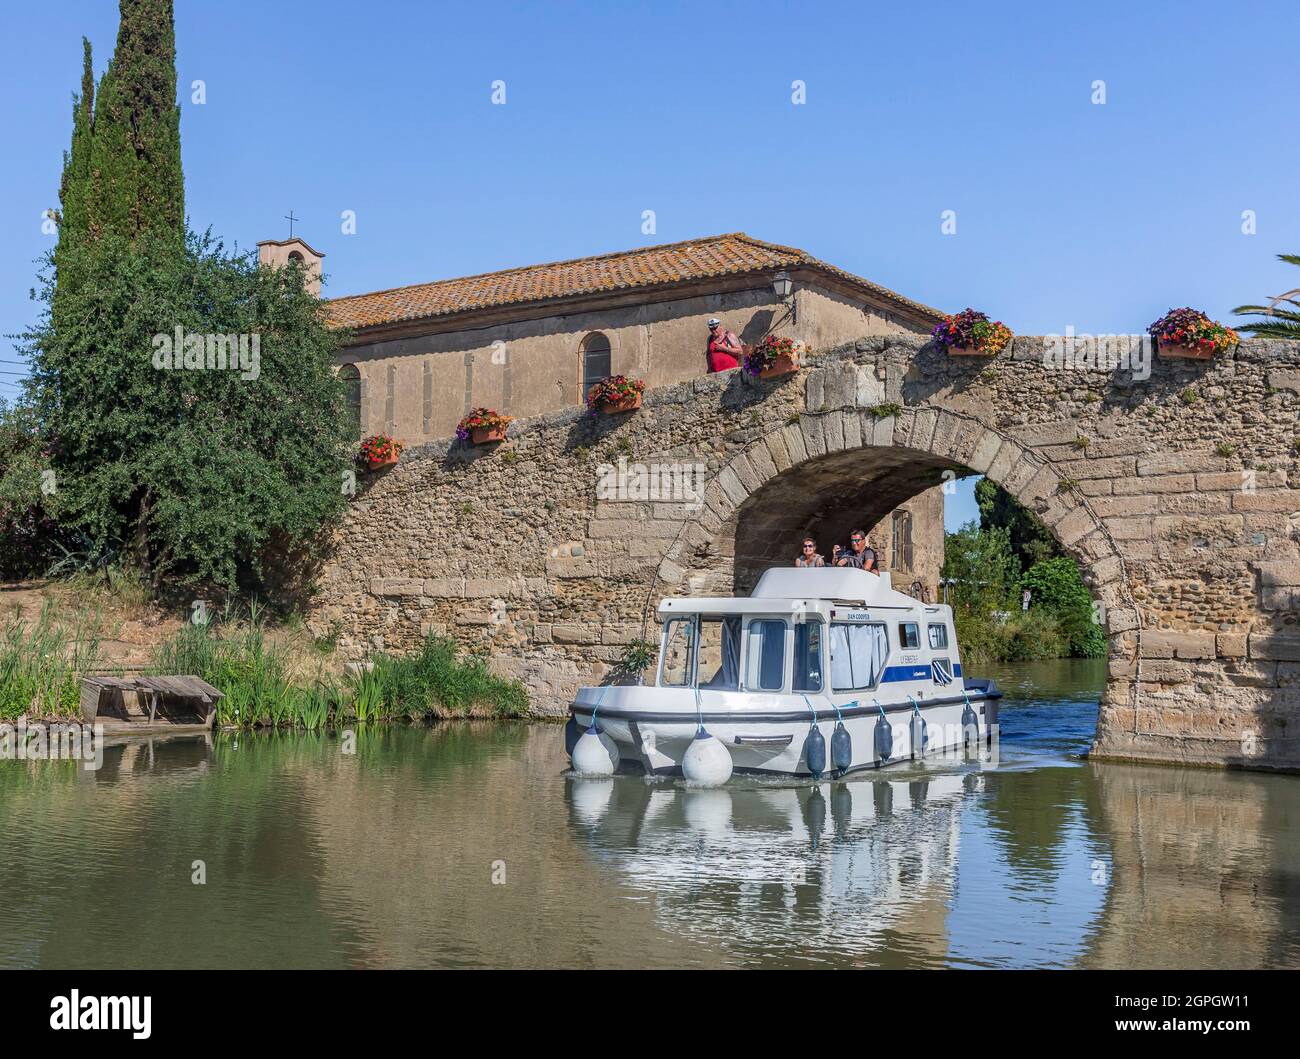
[891, 510, 913, 571]
[339, 364, 362, 440]
[288, 250, 304, 264]
[579, 332, 612, 403]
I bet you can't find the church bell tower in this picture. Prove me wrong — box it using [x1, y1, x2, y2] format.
[257, 230, 325, 298]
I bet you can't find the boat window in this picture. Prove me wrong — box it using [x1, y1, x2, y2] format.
[928, 623, 949, 650]
[931, 657, 954, 686]
[898, 622, 920, 650]
[698, 616, 742, 690]
[793, 621, 823, 693]
[829, 622, 889, 691]
[744, 619, 786, 692]
[659, 617, 695, 687]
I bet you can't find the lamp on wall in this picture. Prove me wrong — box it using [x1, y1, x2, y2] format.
[772, 270, 795, 324]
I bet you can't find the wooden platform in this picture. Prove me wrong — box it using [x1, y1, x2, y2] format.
[81, 675, 223, 731]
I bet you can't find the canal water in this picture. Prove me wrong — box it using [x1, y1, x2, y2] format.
[2, 658, 1298, 969]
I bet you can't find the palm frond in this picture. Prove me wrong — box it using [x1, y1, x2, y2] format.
[1233, 303, 1300, 318]
[1235, 320, 1300, 339]
[1234, 253, 1300, 339]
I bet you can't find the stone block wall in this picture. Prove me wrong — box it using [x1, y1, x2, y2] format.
[310, 333, 1300, 772]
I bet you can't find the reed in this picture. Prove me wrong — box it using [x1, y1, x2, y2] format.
[153, 618, 527, 729]
[347, 634, 528, 721]
[0, 602, 102, 719]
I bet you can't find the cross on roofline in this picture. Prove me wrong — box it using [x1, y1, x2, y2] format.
[285, 210, 299, 239]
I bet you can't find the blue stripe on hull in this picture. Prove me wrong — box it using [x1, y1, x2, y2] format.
[880, 662, 963, 683]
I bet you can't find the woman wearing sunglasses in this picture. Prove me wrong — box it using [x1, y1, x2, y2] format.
[794, 536, 826, 568]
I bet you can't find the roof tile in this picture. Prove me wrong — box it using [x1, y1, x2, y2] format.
[324, 232, 941, 332]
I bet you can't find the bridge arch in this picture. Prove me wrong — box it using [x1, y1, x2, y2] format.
[651, 407, 1142, 743]
[658, 407, 1132, 616]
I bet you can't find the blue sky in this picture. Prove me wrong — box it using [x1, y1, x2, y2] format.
[3, 0, 1296, 530]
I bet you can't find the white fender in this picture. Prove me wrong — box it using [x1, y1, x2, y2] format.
[682, 730, 733, 786]
[571, 726, 619, 776]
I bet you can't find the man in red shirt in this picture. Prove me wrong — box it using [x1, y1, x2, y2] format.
[706, 318, 743, 372]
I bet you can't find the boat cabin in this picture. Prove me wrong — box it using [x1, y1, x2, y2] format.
[656, 568, 962, 700]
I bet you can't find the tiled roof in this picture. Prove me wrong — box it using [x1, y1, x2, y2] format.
[325, 233, 943, 332]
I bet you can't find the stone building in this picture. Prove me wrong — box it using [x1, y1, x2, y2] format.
[312, 232, 950, 595]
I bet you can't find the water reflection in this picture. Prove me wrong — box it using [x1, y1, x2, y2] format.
[0, 660, 1297, 968]
[565, 757, 1117, 968]
[566, 768, 980, 967]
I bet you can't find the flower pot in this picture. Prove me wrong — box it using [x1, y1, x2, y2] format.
[947, 343, 995, 357]
[759, 353, 799, 378]
[1157, 339, 1214, 361]
[471, 425, 508, 444]
[599, 393, 642, 414]
[366, 454, 399, 470]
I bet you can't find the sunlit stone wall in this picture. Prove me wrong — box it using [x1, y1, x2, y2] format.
[310, 334, 1300, 772]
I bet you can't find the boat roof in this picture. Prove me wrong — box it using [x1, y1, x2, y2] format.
[751, 567, 913, 605]
[658, 567, 946, 616]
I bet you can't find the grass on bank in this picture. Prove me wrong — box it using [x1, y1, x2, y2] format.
[154, 616, 527, 728]
[0, 602, 103, 720]
[0, 593, 529, 727]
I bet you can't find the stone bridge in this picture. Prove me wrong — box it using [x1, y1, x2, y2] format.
[311, 333, 1300, 772]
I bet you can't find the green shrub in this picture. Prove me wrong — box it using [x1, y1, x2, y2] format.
[1020, 557, 1106, 658]
[351, 634, 529, 720]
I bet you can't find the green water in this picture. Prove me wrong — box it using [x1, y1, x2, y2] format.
[2, 657, 1298, 968]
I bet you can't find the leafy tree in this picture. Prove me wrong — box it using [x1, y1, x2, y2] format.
[946, 485, 1105, 661]
[1234, 253, 1300, 340]
[975, 477, 1059, 569]
[942, 519, 1019, 611]
[26, 0, 352, 598]
[25, 231, 353, 593]
[0, 400, 62, 579]
[1020, 557, 1105, 658]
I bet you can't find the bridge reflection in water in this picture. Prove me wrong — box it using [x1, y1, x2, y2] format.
[1, 662, 1298, 968]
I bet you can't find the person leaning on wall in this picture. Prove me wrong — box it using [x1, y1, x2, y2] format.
[705, 317, 743, 372]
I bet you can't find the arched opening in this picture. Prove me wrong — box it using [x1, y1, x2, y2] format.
[891, 509, 914, 579]
[579, 332, 612, 403]
[717, 443, 964, 597]
[339, 364, 362, 440]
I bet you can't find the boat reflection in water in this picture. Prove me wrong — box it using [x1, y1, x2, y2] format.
[565, 756, 1074, 968]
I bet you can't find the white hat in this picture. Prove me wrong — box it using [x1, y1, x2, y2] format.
[707, 318, 721, 327]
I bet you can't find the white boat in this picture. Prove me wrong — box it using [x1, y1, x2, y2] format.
[566, 567, 1001, 781]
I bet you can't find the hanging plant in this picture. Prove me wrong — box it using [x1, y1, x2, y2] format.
[1147, 307, 1239, 360]
[932, 309, 1013, 357]
[586, 374, 646, 415]
[456, 408, 512, 445]
[744, 335, 804, 378]
[357, 434, 403, 469]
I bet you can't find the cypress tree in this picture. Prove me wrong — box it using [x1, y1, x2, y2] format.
[56, 38, 95, 247]
[84, 0, 184, 247]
